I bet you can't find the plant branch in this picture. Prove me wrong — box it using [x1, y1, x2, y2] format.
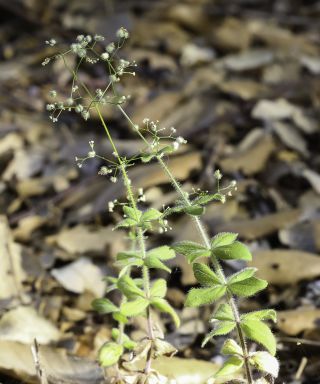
[118, 106, 254, 383]
[95, 105, 155, 374]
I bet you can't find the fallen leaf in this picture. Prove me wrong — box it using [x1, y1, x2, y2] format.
[300, 56, 320, 75]
[180, 44, 215, 67]
[0, 306, 60, 344]
[217, 209, 301, 240]
[47, 225, 116, 255]
[51, 257, 105, 297]
[223, 49, 273, 71]
[0, 216, 26, 300]
[277, 307, 320, 335]
[250, 250, 320, 285]
[220, 133, 275, 175]
[13, 215, 46, 241]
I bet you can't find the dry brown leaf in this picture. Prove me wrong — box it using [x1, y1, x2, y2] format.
[0, 216, 26, 300]
[0, 132, 23, 156]
[218, 79, 267, 100]
[220, 133, 275, 175]
[132, 92, 181, 124]
[0, 306, 60, 344]
[250, 249, 320, 285]
[223, 49, 273, 71]
[51, 257, 105, 297]
[217, 209, 301, 240]
[213, 18, 251, 51]
[277, 307, 320, 335]
[47, 225, 116, 255]
[13, 215, 46, 241]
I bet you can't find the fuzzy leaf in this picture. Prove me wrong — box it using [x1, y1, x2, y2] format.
[98, 342, 123, 367]
[147, 246, 175, 260]
[114, 218, 137, 229]
[184, 205, 205, 216]
[212, 303, 234, 321]
[92, 298, 118, 314]
[141, 153, 155, 163]
[213, 241, 252, 261]
[228, 277, 268, 297]
[151, 298, 180, 328]
[227, 268, 257, 284]
[111, 329, 137, 350]
[117, 276, 145, 299]
[150, 279, 167, 299]
[202, 321, 236, 347]
[214, 356, 244, 377]
[241, 309, 277, 323]
[193, 263, 222, 286]
[116, 251, 141, 261]
[144, 256, 171, 273]
[185, 286, 226, 307]
[153, 338, 177, 358]
[141, 208, 162, 222]
[241, 319, 277, 355]
[211, 232, 238, 248]
[123, 206, 141, 221]
[249, 351, 279, 377]
[112, 312, 128, 324]
[221, 339, 243, 356]
[120, 298, 149, 317]
[192, 193, 223, 206]
[172, 241, 210, 263]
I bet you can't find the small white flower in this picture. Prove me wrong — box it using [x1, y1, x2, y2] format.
[81, 110, 90, 120]
[75, 104, 84, 113]
[42, 57, 50, 66]
[176, 136, 187, 144]
[106, 42, 115, 53]
[88, 151, 96, 158]
[138, 188, 144, 196]
[116, 27, 129, 39]
[110, 176, 117, 183]
[46, 104, 55, 111]
[214, 169, 222, 180]
[108, 201, 114, 212]
[94, 34, 105, 42]
[101, 52, 110, 61]
[173, 142, 180, 151]
[231, 180, 237, 187]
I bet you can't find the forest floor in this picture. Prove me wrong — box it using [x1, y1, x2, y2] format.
[0, 0, 320, 383]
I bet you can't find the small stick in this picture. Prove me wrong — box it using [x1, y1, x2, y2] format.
[31, 339, 48, 384]
[295, 357, 308, 380]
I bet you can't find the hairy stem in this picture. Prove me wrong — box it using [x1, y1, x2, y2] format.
[96, 105, 154, 374]
[118, 106, 253, 383]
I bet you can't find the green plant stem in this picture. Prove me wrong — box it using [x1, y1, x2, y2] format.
[117, 106, 253, 384]
[95, 105, 154, 374]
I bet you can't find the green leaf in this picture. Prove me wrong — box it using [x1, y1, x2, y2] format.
[141, 208, 162, 222]
[112, 312, 128, 324]
[141, 153, 155, 163]
[192, 193, 223, 206]
[159, 145, 174, 156]
[172, 241, 210, 263]
[98, 342, 123, 367]
[193, 263, 222, 286]
[202, 322, 236, 347]
[151, 298, 180, 328]
[150, 279, 167, 299]
[221, 339, 243, 356]
[185, 286, 226, 307]
[227, 267, 257, 284]
[184, 205, 205, 216]
[228, 277, 268, 297]
[214, 356, 244, 377]
[241, 309, 277, 323]
[211, 232, 238, 248]
[114, 218, 137, 229]
[120, 298, 149, 317]
[116, 251, 141, 261]
[91, 298, 118, 314]
[213, 241, 252, 261]
[117, 276, 145, 299]
[249, 351, 279, 377]
[241, 319, 277, 355]
[111, 329, 137, 350]
[123, 206, 141, 221]
[212, 303, 234, 321]
[144, 256, 171, 273]
[147, 246, 175, 260]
